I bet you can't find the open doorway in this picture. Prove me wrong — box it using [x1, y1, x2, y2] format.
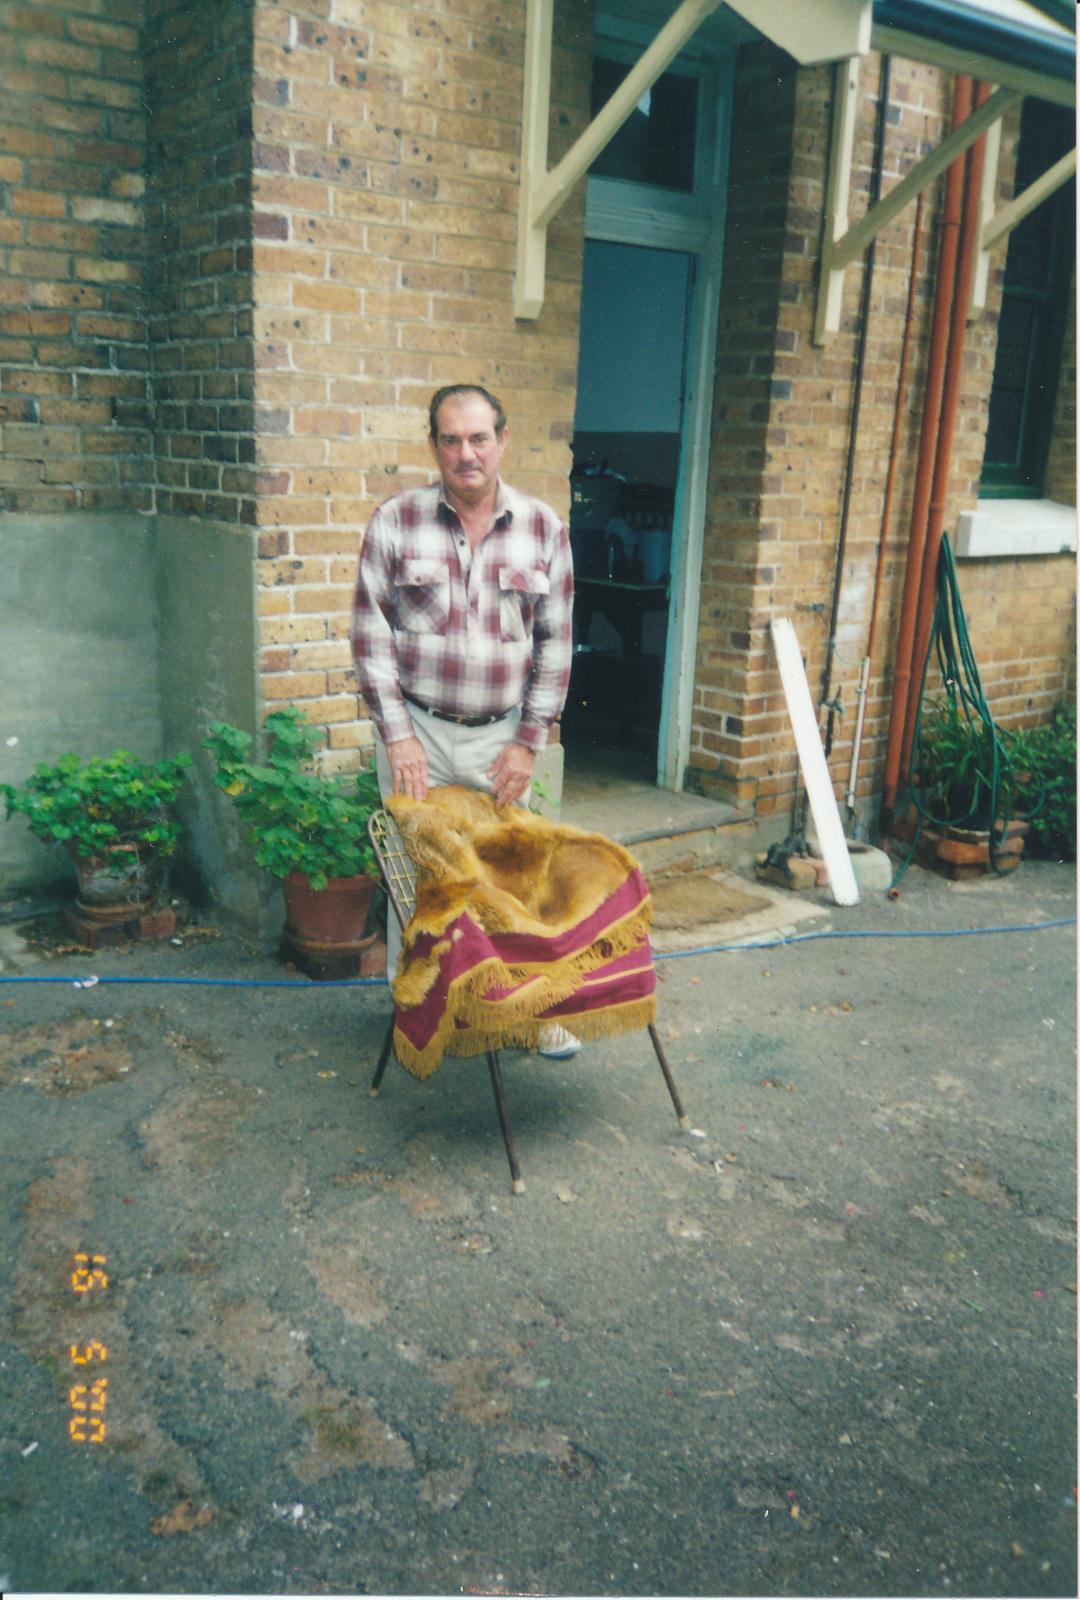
[562, 238, 693, 786]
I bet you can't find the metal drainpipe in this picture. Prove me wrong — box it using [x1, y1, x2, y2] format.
[846, 185, 926, 816]
[899, 79, 992, 773]
[879, 74, 972, 835]
[819, 54, 892, 767]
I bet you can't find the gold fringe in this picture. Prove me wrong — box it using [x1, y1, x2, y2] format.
[392, 993, 658, 1080]
[392, 902, 652, 1013]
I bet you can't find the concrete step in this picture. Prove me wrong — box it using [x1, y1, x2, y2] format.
[559, 778, 756, 878]
[615, 813, 758, 878]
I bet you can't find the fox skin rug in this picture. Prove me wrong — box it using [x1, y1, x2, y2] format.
[385, 785, 657, 1077]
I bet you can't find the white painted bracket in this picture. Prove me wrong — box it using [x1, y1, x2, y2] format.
[515, 0, 554, 323]
[972, 144, 1077, 315]
[770, 618, 860, 907]
[515, 0, 871, 320]
[815, 78, 1021, 344]
[971, 114, 1003, 315]
[983, 145, 1077, 252]
[816, 54, 862, 347]
[515, 0, 722, 320]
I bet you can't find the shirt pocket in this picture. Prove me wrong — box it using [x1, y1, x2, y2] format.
[498, 566, 549, 642]
[395, 559, 451, 636]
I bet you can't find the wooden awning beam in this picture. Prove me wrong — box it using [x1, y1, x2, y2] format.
[516, 1, 1072, 330]
[815, 72, 1021, 342]
[871, 22, 1075, 110]
[982, 145, 1076, 253]
[514, 0, 555, 324]
[515, 0, 722, 320]
[972, 141, 1076, 311]
[515, 0, 872, 320]
[533, 0, 723, 234]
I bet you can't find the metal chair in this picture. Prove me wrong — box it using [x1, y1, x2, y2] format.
[366, 807, 689, 1195]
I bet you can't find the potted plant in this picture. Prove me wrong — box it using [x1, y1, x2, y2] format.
[205, 706, 382, 968]
[1, 748, 192, 924]
[901, 698, 1030, 877]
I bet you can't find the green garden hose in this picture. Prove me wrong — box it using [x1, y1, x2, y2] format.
[898, 533, 1044, 883]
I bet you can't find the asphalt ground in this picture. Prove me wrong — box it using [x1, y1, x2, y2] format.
[0, 857, 1076, 1598]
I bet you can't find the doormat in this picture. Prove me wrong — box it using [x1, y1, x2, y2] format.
[648, 871, 771, 931]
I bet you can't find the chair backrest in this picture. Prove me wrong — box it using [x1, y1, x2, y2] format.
[367, 809, 417, 933]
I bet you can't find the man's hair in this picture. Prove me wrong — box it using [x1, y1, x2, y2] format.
[428, 384, 507, 440]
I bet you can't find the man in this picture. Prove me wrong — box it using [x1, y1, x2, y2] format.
[351, 383, 581, 1058]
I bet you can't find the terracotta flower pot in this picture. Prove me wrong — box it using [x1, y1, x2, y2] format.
[68, 841, 158, 910]
[892, 811, 1029, 879]
[282, 870, 377, 953]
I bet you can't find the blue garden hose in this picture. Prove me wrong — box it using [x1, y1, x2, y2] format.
[0, 914, 1072, 986]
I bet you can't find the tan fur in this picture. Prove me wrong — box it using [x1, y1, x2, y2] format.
[385, 787, 655, 1073]
[388, 786, 645, 938]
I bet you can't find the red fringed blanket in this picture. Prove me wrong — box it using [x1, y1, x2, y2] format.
[386, 786, 656, 1078]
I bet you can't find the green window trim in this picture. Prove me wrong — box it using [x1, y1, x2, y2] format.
[980, 101, 1075, 499]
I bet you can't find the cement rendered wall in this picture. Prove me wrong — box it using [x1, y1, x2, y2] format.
[0, 510, 280, 941]
[154, 513, 279, 940]
[0, 513, 163, 900]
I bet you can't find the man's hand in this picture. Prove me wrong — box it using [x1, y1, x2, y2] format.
[488, 741, 535, 808]
[387, 736, 430, 801]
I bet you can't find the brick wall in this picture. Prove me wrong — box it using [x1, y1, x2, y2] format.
[5, 6, 1071, 853]
[922, 553, 1075, 728]
[145, 0, 256, 522]
[249, 0, 592, 774]
[0, 0, 149, 511]
[688, 46, 1074, 820]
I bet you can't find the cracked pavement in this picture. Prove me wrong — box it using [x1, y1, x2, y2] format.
[0, 859, 1075, 1596]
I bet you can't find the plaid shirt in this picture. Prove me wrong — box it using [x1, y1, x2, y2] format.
[351, 479, 574, 752]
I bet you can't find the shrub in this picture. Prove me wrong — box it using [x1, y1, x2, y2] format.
[205, 706, 380, 889]
[1012, 703, 1076, 860]
[1, 749, 192, 862]
[916, 699, 1015, 832]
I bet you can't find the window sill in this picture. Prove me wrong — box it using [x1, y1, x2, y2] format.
[955, 498, 1077, 559]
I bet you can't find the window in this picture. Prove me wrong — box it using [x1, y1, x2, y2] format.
[981, 101, 1075, 497]
[589, 55, 699, 193]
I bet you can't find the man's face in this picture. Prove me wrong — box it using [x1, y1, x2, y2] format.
[430, 394, 508, 506]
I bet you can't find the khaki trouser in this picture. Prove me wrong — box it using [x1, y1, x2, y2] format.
[374, 700, 525, 978]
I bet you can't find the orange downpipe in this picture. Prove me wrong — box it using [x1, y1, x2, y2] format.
[879, 75, 972, 831]
[900, 80, 992, 773]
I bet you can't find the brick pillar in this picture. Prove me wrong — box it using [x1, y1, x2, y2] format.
[689, 42, 798, 810]
[146, 0, 256, 521]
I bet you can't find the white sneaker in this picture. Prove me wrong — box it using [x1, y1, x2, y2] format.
[537, 1022, 582, 1059]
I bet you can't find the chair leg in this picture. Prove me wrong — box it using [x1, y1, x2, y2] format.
[648, 1021, 690, 1130]
[370, 1015, 395, 1097]
[486, 1050, 526, 1195]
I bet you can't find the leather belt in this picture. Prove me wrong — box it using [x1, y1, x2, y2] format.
[403, 692, 515, 728]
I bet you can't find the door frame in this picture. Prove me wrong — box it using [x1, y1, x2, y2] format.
[581, 45, 732, 791]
